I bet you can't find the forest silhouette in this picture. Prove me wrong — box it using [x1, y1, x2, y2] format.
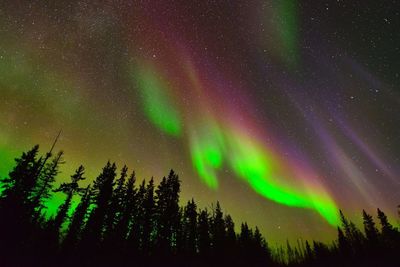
[0, 144, 399, 267]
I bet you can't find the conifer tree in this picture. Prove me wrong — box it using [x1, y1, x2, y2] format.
[114, 171, 137, 243]
[337, 226, 350, 257]
[339, 209, 365, 254]
[239, 223, 252, 247]
[141, 178, 156, 254]
[377, 208, 397, 236]
[304, 240, 314, 261]
[362, 210, 379, 244]
[0, 146, 41, 255]
[225, 214, 236, 246]
[52, 165, 86, 234]
[166, 170, 181, 251]
[183, 199, 198, 254]
[155, 176, 169, 252]
[128, 179, 146, 249]
[30, 151, 64, 222]
[377, 208, 399, 246]
[81, 162, 117, 246]
[197, 209, 211, 256]
[210, 201, 226, 253]
[104, 165, 128, 238]
[63, 185, 92, 251]
[0, 145, 41, 217]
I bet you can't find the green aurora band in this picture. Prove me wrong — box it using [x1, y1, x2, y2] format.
[130, 53, 340, 226]
[189, 122, 339, 225]
[133, 63, 182, 137]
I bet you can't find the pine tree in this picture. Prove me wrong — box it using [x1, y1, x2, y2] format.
[225, 214, 236, 247]
[30, 151, 64, 222]
[114, 171, 137, 243]
[155, 176, 169, 252]
[377, 209, 396, 236]
[166, 170, 181, 252]
[81, 162, 117, 247]
[224, 214, 237, 261]
[254, 226, 266, 250]
[339, 209, 351, 238]
[0, 146, 41, 256]
[253, 226, 270, 264]
[339, 209, 365, 254]
[141, 178, 156, 254]
[128, 179, 146, 250]
[363, 210, 379, 244]
[183, 199, 198, 254]
[304, 240, 314, 262]
[197, 209, 211, 256]
[51, 165, 86, 235]
[210, 201, 226, 253]
[63, 185, 92, 251]
[104, 165, 128, 238]
[377, 208, 398, 246]
[154, 170, 181, 254]
[0, 145, 41, 218]
[337, 226, 350, 259]
[239, 223, 252, 247]
[286, 240, 295, 264]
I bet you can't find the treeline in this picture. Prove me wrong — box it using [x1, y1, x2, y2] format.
[0, 145, 270, 267]
[0, 145, 399, 267]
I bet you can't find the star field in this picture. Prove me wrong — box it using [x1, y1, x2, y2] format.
[0, 0, 399, 244]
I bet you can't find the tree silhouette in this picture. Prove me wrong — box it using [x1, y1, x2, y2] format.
[104, 165, 128, 238]
[30, 151, 64, 223]
[141, 178, 156, 254]
[210, 201, 226, 255]
[80, 161, 117, 256]
[197, 209, 211, 257]
[0, 145, 41, 262]
[363, 210, 379, 245]
[113, 170, 137, 246]
[1, 145, 400, 267]
[63, 185, 92, 251]
[51, 165, 86, 235]
[184, 199, 198, 255]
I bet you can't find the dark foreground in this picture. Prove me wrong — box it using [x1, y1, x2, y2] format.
[0, 145, 399, 267]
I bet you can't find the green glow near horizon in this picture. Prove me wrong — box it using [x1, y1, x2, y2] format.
[134, 64, 182, 136]
[189, 124, 339, 225]
[0, 152, 15, 180]
[227, 135, 339, 225]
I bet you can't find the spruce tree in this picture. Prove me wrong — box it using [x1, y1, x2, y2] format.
[104, 165, 128, 238]
[128, 179, 146, 250]
[225, 214, 236, 246]
[114, 171, 137, 243]
[183, 199, 198, 255]
[377, 208, 396, 236]
[30, 151, 64, 222]
[52, 165, 86, 235]
[155, 176, 169, 252]
[337, 226, 351, 262]
[141, 178, 156, 254]
[377, 208, 399, 246]
[81, 162, 117, 247]
[0, 145, 41, 256]
[362, 210, 379, 244]
[210, 201, 226, 253]
[63, 185, 92, 251]
[197, 209, 211, 256]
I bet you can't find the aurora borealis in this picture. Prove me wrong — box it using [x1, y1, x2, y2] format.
[0, 1, 399, 244]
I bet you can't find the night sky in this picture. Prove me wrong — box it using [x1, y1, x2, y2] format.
[1, 1, 399, 244]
